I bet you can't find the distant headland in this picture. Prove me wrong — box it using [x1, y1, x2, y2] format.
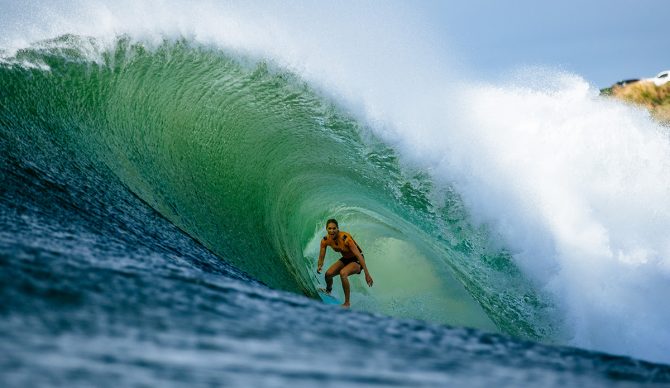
[601, 70, 670, 124]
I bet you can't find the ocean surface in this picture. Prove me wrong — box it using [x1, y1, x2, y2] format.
[2, 2, 670, 387]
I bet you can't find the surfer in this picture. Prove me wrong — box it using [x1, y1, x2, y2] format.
[317, 219, 373, 307]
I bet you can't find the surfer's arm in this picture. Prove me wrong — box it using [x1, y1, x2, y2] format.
[317, 241, 326, 273]
[348, 240, 373, 287]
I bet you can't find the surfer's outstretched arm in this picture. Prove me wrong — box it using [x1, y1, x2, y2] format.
[348, 240, 373, 287]
[317, 244, 326, 274]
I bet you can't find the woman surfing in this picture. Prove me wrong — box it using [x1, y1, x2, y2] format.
[317, 219, 374, 307]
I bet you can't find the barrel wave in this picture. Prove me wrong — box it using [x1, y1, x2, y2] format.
[1, 35, 559, 338]
[5, 32, 670, 386]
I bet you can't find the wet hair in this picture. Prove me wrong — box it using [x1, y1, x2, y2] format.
[326, 218, 339, 228]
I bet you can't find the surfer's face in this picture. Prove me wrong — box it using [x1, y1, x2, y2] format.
[326, 222, 339, 238]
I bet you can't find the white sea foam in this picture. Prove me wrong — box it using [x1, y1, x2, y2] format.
[3, 0, 669, 364]
[421, 74, 670, 364]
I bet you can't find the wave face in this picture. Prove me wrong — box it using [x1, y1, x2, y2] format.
[2, 35, 545, 333]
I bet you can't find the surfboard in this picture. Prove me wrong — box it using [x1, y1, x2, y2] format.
[318, 289, 341, 305]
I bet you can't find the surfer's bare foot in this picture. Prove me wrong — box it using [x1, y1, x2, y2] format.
[319, 288, 332, 294]
[341, 303, 350, 308]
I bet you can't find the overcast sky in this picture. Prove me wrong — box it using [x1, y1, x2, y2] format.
[420, 0, 668, 87]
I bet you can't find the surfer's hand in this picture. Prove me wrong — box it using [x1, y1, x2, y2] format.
[365, 273, 373, 287]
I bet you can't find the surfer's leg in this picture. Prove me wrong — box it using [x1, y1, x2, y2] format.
[324, 261, 345, 293]
[339, 262, 362, 308]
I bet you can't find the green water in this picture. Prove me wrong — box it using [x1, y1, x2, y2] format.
[0, 35, 560, 339]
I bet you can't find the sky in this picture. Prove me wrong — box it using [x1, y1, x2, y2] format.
[0, 0, 667, 88]
[420, 0, 669, 87]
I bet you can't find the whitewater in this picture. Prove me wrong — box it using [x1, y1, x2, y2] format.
[1, 1, 670, 386]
